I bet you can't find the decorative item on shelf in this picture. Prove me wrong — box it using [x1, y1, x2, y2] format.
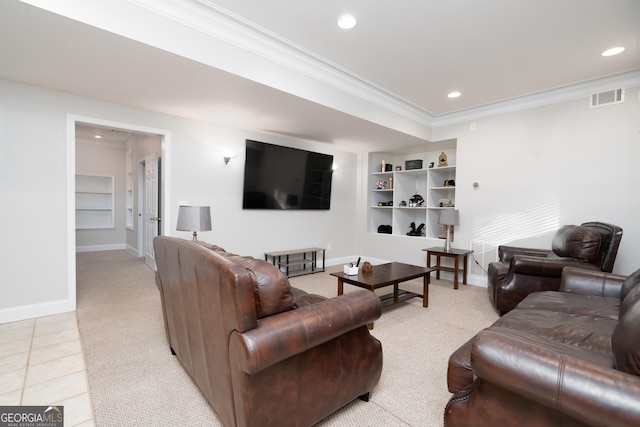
[439, 198, 453, 207]
[377, 225, 392, 234]
[438, 209, 459, 252]
[375, 180, 387, 190]
[407, 222, 425, 237]
[429, 162, 435, 168]
[405, 159, 423, 170]
[381, 160, 386, 172]
[389, 176, 393, 189]
[408, 194, 425, 207]
[399, 200, 407, 207]
[377, 201, 393, 206]
[395, 166, 402, 171]
[361, 261, 373, 273]
[443, 179, 455, 187]
[385, 163, 393, 172]
[438, 152, 448, 167]
[176, 205, 212, 241]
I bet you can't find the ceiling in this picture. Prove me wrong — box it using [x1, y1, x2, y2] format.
[1, 0, 639, 152]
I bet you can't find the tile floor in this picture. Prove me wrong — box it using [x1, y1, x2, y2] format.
[0, 312, 95, 426]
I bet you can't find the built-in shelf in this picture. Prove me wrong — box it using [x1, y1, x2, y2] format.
[125, 148, 133, 230]
[76, 174, 115, 229]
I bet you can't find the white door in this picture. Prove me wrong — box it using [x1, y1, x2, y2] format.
[143, 153, 159, 270]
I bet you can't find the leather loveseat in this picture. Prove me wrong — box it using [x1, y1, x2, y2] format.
[488, 221, 623, 315]
[445, 267, 640, 427]
[153, 237, 383, 427]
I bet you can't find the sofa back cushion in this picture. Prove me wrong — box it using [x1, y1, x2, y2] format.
[552, 225, 602, 263]
[612, 297, 640, 375]
[621, 268, 640, 301]
[197, 245, 296, 319]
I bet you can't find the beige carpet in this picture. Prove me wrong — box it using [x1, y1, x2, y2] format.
[76, 250, 499, 426]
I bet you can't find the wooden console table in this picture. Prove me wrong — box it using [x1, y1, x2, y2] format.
[423, 247, 472, 290]
[264, 247, 325, 278]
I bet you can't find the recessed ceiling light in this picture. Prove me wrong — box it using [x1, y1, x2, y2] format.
[94, 135, 102, 139]
[602, 47, 625, 57]
[448, 91, 461, 98]
[337, 14, 357, 30]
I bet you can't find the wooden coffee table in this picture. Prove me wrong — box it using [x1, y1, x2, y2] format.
[330, 262, 434, 310]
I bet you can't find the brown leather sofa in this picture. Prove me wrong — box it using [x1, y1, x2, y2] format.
[487, 221, 623, 315]
[445, 267, 640, 427]
[153, 237, 383, 427]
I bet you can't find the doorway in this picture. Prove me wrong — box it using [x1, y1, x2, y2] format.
[68, 114, 170, 310]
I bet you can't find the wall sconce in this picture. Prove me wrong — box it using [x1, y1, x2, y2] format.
[221, 151, 236, 165]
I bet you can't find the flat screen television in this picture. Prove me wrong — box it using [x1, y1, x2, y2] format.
[242, 139, 334, 210]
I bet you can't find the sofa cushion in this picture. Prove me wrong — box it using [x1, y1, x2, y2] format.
[494, 308, 615, 353]
[621, 268, 640, 302]
[517, 291, 619, 320]
[552, 225, 602, 263]
[196, 243, 295, 318]
[612, 298, 640, 375]
[227, 255, 296, 319]
[620, 274, 640, 319]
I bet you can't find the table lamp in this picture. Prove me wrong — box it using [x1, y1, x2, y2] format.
[438, 209, 459, 252]
[176, 205, 211, 241]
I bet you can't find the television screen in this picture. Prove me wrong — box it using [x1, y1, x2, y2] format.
[242, 140, 334, 210]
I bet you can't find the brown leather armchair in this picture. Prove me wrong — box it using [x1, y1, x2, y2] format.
[153, 237, 383, 427]
[487, 221, 622, 315]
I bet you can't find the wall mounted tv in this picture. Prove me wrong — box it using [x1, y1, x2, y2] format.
[242, 139, 334, 210]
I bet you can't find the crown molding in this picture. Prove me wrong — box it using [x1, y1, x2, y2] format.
[431, 70, 640, 128]
[128, 0, 434, 127]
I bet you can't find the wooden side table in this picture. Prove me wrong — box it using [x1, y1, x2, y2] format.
[423, 247, 473, 290]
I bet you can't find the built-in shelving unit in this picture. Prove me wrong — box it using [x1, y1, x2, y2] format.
[75, 174, 115, 229]
[125, 148, 134, 230]
[368, 142, 457, 239]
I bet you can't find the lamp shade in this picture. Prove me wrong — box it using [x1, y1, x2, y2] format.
[438, 209, 459, 226]
[176, 205, 212, 232]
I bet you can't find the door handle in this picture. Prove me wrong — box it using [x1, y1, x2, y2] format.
[150, 217, 162, 221]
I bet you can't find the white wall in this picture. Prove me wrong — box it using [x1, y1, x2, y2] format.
[431, 88, 640, 277]
[0, 79, 358, 323]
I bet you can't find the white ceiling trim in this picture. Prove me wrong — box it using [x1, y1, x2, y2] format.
[129, 0, 435, 126]
[431, 70, 640, 128]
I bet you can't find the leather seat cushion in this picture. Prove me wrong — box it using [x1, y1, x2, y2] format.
[551, 225, 602, 263]
[494, 308, 616, 353]
[516, 291, 620, 320]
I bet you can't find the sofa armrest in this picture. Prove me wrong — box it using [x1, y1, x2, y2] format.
[471, 329, 640, 427]
[499, 246, 549, 263]
[510, 255, 599, 278]
[229, 289, 382, 374]
[560, 266, 625, 298]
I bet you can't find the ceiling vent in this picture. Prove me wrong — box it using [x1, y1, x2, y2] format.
[590, 88, 624, 108]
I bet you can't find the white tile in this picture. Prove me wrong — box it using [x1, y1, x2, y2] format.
[35, 312, 77, 326]
[0, 388, 22, 405]
[26, 353, 86, 386]
[31, 327, 80, 350]
[58, 392, 94, 427]
[0, 318, 35, 333]
[29, 340, 83, 366]
[0, 368, 25, 395]
[22, 371, 88, 406]
[0, 351, 29, 374]
[34, 317, 79, 338]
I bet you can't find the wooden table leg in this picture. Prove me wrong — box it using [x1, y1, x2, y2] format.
[337, 278, 344, 296]
[436, 255, 441, 280]
[453, 255, 459, 290]
[463, 254, 468, 285]
[422, 274, 429, 307]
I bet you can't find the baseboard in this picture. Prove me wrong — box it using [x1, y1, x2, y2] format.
[76, 243, 127, 253]
[0, 299, 74, 324]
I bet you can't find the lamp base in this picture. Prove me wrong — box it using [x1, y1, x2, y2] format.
[444, 226, 452, 252]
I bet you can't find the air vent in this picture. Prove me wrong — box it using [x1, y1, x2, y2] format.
[590, 88, 624, 108]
